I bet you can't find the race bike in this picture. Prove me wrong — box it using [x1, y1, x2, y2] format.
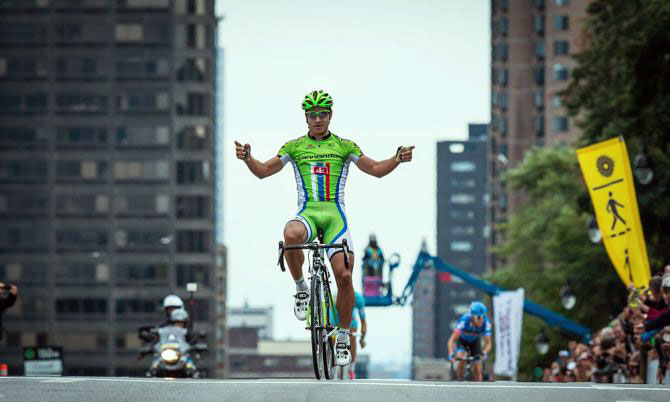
[278, 230, 350, 380]
[138, 325, 207, 378]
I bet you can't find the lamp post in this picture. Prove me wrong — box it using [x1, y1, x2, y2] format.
[587, 216, 602, 244]
[560, 280, 576, 310]
[535, 329, 550, 355]
[633, 146, 653, 185]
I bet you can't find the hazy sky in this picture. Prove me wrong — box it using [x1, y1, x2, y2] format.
[217, 0, 490, 365]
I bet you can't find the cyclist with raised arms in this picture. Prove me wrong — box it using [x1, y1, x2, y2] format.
[447, 301, 493, 381]
[235, 90, 414, 366]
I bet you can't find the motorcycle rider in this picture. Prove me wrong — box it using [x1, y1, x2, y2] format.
[161, 295, 185, 326]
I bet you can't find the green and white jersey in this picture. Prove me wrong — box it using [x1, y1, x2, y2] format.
[277, 132, 363, 206]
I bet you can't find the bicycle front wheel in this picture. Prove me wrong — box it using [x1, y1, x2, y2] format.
[310, 275, 324, 379]
[322, 278, 336, 380]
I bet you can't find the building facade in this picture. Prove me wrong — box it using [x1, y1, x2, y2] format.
[488, 0, 590, 269]
[0, 0, 224, 377]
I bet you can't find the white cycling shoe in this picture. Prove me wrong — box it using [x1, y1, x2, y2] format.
[335, 331, 352, 366]
[294, 291, 309, 321]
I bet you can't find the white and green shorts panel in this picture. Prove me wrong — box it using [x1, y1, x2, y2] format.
[290, 201, 354, 260]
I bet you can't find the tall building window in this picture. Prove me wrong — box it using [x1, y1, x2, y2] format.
[115, 228, 170, 252]
[116, 263, 169, 285]
[0, 58, 48, 78]
[552, 116, 570, 132]
[499, 43, 508, 61]
[533, 90, 544, 109]
[0, 194, 48, 215]
[554, 40, 570, 55]
[552, 64, 569, 81]
[113, 160, 170, 181]
[533, 65, 545, 85]
[176, 92, 209, 116]
[178, 23, 209, 49]
[115, 24, 144, 42]
[177, 230, 211, 253]
[534, 42, 545, 60]
[54, 263, 109, 285]
[116, 126, 169, 147]
[0, 127, 48, 148]
[450, 161, 475, 172]
[0, 23, 48, 45]
[56, 194, 109, 216]
[0, 160, 47, 181]
[534, 0, 545, 9]
[177, 125, 209, 150]
[534, 15, 545, 35]
[0, 94, 48, 114]
[0, 227, 48, 251]
[117, 58, 169, 79]
[176, 195, 209, 218]
[118, 0, 170, 8]
[450, 194, 476, 204]
[450, 241, 473, 252]
[57, 127, 108, 147]
[56, 229, 108, 250]
[499, 17, 508, 35]
[116, 92, 169, 113]
[114, 194, 169, 216]
[56, 160, 108, 180]
[176, 58, 209, 82]
[177, 161, 211, 183]
[552, 95, 562, 108]
[176, 264, 210, 288]
[56, 94, 107, 114]
[554, 16, 569, 31]
[175, 0, 206, 15]
[533, 116, 545, 137]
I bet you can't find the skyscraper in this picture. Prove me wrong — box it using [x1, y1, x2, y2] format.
[0, 0, 224, 377]
[488, 0, 590, 270]
[412, 124, 488, 364]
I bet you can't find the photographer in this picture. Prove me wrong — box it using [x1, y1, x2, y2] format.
[0, 282, 18, 340]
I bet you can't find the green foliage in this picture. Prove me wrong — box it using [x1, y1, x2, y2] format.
[486, 146, 624, 379]
[563, 0, 670, 269]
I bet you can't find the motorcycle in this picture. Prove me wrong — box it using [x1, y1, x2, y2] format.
[138, 325, 207, 378]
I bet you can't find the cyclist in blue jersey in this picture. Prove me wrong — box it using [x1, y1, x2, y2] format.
[447, 301, 492, 381]
[331, 291, 367, 379]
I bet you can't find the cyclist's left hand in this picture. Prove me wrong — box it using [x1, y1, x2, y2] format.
[395, 145, 415, 163]
[360, 337, 367, 349]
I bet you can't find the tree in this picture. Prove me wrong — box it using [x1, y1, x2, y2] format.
[487, 146, 623, 378]
[563, 0, 670, 270]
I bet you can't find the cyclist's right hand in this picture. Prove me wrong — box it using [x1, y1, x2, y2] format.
[447, 354, 453, 362]
[234, 140, 251, 161]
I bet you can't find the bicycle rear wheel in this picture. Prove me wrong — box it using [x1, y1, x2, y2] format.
[310, 275, 324, 379]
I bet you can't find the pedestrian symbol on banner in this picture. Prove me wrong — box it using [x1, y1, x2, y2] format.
[576, 137, 650, 289]
[606, 192, 626, 231]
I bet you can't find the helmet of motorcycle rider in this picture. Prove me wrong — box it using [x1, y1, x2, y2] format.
[163, 295, 184, 315]
[170, 308, 189, 323]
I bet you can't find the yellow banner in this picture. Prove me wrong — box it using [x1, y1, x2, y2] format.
[576, 137, 650, 289]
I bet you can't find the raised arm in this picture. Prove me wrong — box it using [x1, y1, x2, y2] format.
[235, 140, 284, 179]
[356, 146, 414, 178]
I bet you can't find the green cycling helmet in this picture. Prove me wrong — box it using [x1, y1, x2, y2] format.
[302, 90, 333, 111]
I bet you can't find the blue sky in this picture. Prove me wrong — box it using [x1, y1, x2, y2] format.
[217, 0, 490, 366]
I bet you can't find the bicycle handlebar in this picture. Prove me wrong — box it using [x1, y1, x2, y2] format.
[278, 240, 350, 272]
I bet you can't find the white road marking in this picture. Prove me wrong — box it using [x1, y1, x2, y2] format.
[41, 379, 84, 383]
[2, 377, 669, 392]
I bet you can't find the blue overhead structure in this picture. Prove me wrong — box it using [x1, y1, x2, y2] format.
[397, 251, 592, 343]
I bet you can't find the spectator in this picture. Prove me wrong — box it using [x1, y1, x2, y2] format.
[639, 276, 668, 322]
[0, 282, 18, 340]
